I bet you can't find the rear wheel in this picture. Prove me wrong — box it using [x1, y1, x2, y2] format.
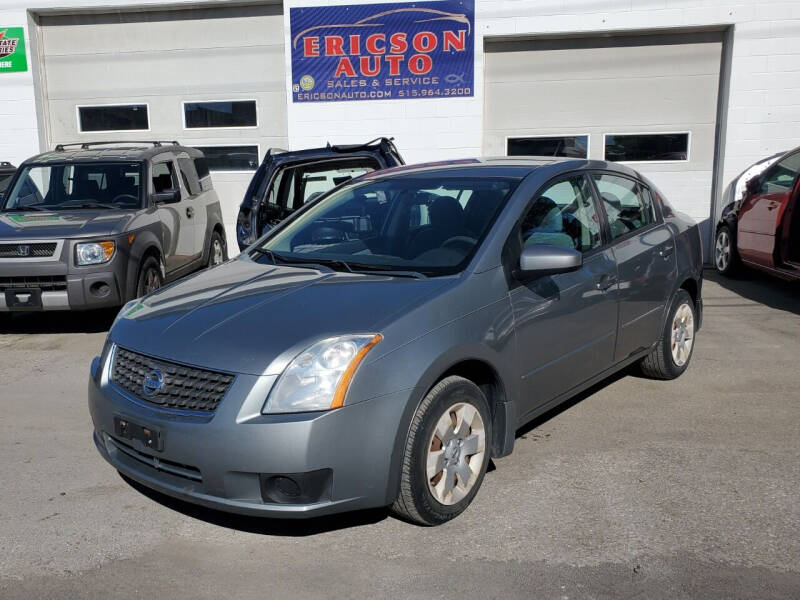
[714, 225, 740, 276]
[208, 230, 227, 268]
[391, 376, 491, 526]
[136, 256, 163, 298]
[639, 289, 696, 380]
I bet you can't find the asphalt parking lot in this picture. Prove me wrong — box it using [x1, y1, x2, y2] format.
[1, 269, 799, 599]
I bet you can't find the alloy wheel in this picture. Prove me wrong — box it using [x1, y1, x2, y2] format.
[143, 269, 161, 295]
[426, 402, 486, 506]
[211, 239, 224, 266]
[670, 302, 694, 367]
[715, 230, 730, 272]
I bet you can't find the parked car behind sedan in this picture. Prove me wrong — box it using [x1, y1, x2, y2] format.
[715, 147, 800, 280]
[236, 137, 404, 250]
[89, 158, 702, 525]
[0, 141, 227, 314]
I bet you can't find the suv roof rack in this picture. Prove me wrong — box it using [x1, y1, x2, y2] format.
[0, 161, 14, 167]
[54, 141, 180, 151]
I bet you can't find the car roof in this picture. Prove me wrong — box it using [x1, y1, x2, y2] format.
[0, 161, 15, 173]
[21, 142, 204, 165]
[359, 157, 642, 180]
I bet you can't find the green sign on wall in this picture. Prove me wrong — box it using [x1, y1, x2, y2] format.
[0, 27, 28, 73]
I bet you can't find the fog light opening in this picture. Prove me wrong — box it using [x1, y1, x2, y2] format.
[90, 282, 111, 298]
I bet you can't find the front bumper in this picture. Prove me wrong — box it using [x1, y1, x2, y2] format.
[0, 250, 124, 311]
[88, 355, 410, 518]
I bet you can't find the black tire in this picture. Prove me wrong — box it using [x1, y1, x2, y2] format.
[714, 224, 740, 276]
[639, 289, 697, 380]
[391, 376, 492, 526]
[207, 230, 227, 268]
[135, 256, 163, 298]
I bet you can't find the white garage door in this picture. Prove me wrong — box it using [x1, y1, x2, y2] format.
[484, 31, 723, 248]
[38, 3, 288, 247]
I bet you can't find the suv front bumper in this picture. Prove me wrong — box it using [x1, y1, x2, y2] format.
[0, 243, 125, 311]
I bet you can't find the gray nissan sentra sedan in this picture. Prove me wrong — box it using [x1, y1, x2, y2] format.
[89, 158, 703, 525]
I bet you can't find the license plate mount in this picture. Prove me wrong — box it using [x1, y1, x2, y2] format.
[5, 288, 42, 310]
[114, 417, 163, 452]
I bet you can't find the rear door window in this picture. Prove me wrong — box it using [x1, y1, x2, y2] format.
[281, 158, 380, 211]
[593, 173, 656, 239]
[178, 158, 201, 196]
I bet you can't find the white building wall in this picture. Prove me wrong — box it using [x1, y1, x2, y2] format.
[0, 7, 38, 168]
[1, 0, 799, 246]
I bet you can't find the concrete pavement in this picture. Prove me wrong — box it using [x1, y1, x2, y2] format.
[1, 270, 798, 599]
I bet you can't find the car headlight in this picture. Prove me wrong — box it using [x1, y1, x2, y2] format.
[76, 241, 115, 265]
[262, 334, 382, 414]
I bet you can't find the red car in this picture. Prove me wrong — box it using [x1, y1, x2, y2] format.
[715, 148, 800, 280]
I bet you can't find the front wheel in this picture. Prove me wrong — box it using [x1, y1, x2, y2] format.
[639, 289, 696, 380]
[714, 225, 740, 276]
[136, 256, 163, 298]
[391, 376, 491, 526]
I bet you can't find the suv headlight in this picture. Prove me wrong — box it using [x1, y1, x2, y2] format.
[76, 241, 115, 265]
[262, 334, 382, 414]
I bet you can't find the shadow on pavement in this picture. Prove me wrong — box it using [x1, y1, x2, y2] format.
[0, 308, 117, 334]
[515, 368, 630, 440]
[703, 267, 800, 316]
[119, 473, 390, 536]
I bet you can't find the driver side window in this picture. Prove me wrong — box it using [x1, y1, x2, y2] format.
[521, 175, 601, 253]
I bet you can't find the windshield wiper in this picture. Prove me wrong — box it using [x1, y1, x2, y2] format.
[249, 248, 426, 278]
[55, 202, 116, 210]
[249, 247, 278, 264]
[249, 247, 337, 273]
[349, 267, 427, 279]
[3, 205, 47, 212]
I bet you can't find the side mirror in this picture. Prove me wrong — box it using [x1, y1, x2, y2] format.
[152, 188, 181, 205]
[516, 245, 582, 279]
[745, 177, 761, 196]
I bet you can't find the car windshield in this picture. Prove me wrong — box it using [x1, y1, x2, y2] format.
[253, 174, 519, 277]
[1, 162, 144, 211]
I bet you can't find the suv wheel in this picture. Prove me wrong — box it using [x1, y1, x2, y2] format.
[391, 376, 491, 526]
[639, 289, 696, 380]
[714, 225, 740, 276]
[136, 256, 163, 297]
[208, 231, 227, 268]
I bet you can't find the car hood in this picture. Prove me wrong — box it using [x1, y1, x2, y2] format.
[0, 210, 135, 239]
[110, 258, 451, 375]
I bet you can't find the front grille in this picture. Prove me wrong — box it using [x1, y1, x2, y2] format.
[111, 346, 235, 412]
[0, 242, 57, 258]
[0, 275, 67, 291]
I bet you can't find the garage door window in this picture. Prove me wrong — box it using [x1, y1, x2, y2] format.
[194, 146, 259, 171]
[604, 133, 689, 162]
[508, 136, 588, 159]
[184, 101, 258, 129]
[593, 174, 656, 239]
[77, 104, 149, 132]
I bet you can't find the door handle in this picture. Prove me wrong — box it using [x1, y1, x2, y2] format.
[186, 206, 194, 218]
[596, 275, 617, 291]
[659, 245, 674, 259]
